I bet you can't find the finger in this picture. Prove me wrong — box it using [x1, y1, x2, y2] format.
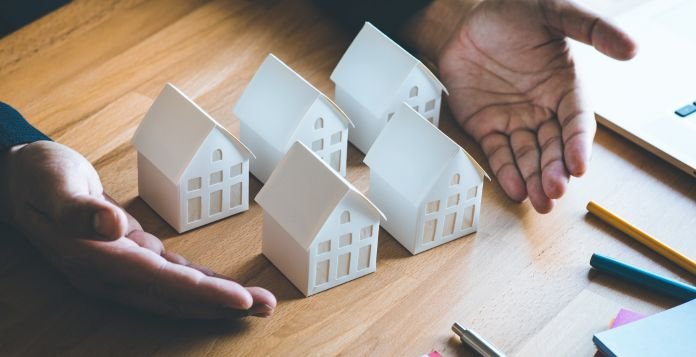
[541, 0, 637, 60]
[246, 287, 277, 317]
[53, 194, 129, 241]
[537, 120, 569, 199]
[480, 133, 527, 201]
[510, 129, 553, 213]
[127, 229, 164, 254]
[557, 88, 596, 177]
[111, 290, 252, 320]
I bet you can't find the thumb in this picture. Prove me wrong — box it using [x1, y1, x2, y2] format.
[53, 194, 129, 240]
[541, 0, 637, 60]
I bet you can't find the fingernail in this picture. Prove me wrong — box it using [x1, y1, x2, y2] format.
[250, 304, 274, 318]
[93, 210, 113, 238]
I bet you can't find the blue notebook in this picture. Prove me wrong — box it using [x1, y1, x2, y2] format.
[593, 299, 696, 357]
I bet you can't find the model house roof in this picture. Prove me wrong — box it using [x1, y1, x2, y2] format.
[132, 83, 254, 183]
[234, 54, 353, 150]
[256, 142, 385, 250]
[364, 104, 489, 204]
[330, 22, 448, 117]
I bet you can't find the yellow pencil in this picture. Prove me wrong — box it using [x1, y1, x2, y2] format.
[587, 200, 696, 276]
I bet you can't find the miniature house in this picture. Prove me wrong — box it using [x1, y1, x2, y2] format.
[330, 22, 448, 154]
[364, 104, 489, 255]
[256, 141, 385, 297]
[234, 54, 354, 183]
[132, 83, 254, 233]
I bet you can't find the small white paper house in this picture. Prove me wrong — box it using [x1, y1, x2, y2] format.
[234, 54, 354, 183]
[330, 22, 448, 154]
[256, 141, 385, 297]
[132, 83, 254, 233]
[364, 104, 489, 255]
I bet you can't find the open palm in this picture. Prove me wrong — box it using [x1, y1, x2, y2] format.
[439, 0, 636, 212]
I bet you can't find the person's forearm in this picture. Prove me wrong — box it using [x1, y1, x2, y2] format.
[400, 0, 483, 64]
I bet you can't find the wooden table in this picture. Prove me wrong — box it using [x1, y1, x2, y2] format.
[1, 0, 693, 355]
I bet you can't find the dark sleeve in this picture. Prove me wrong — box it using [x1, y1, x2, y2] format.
[312, 0, 431, 38]
[0, 102, 51, 151]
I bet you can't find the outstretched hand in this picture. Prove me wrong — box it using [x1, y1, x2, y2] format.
[1, 141, 276, 319]
[439, 0, 636, 212]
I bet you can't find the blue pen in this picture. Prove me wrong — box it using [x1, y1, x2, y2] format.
[590, 253, 696, 302]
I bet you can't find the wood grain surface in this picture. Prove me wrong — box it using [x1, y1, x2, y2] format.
[0, 0, 693, 356]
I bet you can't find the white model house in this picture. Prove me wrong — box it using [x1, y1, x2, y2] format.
[256, 141, 385, 297]
[234, 54, 354, 183]
[132, 83, 254, 233]
[330, 22, 448, 154]
[364, 104, 489, 255]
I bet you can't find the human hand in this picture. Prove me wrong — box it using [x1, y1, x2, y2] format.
[0, 141, 276, 319]
[438, 0, 636, 212]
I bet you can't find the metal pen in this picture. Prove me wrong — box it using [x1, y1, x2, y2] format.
[452, 322, 506, 357]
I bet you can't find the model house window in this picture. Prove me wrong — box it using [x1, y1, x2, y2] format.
[360, 225, 373, 240]
[425, 99, 436, 112]
[340, 210, 350, 224]
[412, 105, 419, 112]
[230, 163, 242, 178]
[426, 116, 434, 123]
[410, 85, 419, 98]
[423, 219, 437, 243]
[339, 233, 352, 247]
[426, 200, 440, 214]
[212, 149, 222, 162]
[451, 173, 460, 186]
[461, 205, 475, 229]
[210, 190, 223, 215]
[330, 150, 341, 172]
[210, 170, 223, 185]
[443, 213, 456, 236]
[230, 182, 242, 208]
[316, 259, 330, 286]
[338, 252, 351, 278]
[187, 196, 202, 223]
[358, 245, 371, 270]
[312, 138, 324, 151]
[318, 240, 331, 254]
[188, 177, 202, 191]
[330, 131, 342, 145]
[387, 112, 395, 122]
[315, 117, 324, 130]
[447, 194, 460, 207]
[467, 186, 477, 199]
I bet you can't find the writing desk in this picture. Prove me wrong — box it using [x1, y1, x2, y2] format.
[0, 0, 693, 355]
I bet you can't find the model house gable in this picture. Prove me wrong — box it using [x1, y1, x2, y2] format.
[235, 54, 352, 181]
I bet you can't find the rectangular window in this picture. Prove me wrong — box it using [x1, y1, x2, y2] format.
[387, 112, 395, 122]
[210, 190, 222, 215]
[412, 105, 419, 112]
[425, 99, 436, 112]
[230, 163, 242, 178]
[188, 177, 201, 191]
[315, 259, 329, 286]
[443, 213, 456, 236]
[311, 138, 324, 151]
[230, 182, 242, 208]
[423, 219, 437, 243]
[318, 240, 331, 254]
[426, 200, 440, 214]
[330, 131, 342, 145]
[461, 205, 475, 229]
[329, 150, 341, 172]
[339, 233, 352, 247]
[187, 197, 202, 223]
[447, 193, 460, 208]
[467, 186, 478, 200]
[338, 253, 351, 278]
[360, 225, 373, 240]
[426, 117, 434, 123]
[358, 245, 371, 270]
[210, 170, 223, 185]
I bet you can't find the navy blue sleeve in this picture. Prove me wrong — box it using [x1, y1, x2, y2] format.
[312, 0, 431, 38]
[0, 102, 51, 151]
